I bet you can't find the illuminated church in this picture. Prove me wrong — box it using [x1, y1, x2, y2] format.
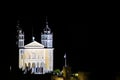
[17, 19, 54, 74]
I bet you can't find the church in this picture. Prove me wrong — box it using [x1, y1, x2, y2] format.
[17, 18, 54, 74]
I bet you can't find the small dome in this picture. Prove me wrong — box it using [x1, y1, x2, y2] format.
[43, 25, 51, 34]
[43, 16, 51, 34]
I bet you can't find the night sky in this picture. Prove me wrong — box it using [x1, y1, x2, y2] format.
[6, 16, 118, 72]
[14, 16, 88, 72]
[6, 15, 120, 79]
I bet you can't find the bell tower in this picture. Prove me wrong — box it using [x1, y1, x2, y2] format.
[41, 17, 53, 48]
[18, 30, 24, 48]
[16, 20, 24, 48]
[16, 20, 25, 69]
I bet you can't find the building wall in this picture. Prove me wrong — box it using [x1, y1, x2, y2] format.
[19, 48, 53, 73]
[19, 49, 24, 69]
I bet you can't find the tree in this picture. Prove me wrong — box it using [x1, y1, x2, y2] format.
[53, 69, 61, 75]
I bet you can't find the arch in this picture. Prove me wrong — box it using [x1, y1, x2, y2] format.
[24, 63, 28, 70]
[32, 63, 35, 68]
[31, 62, 36, 74]
[25, 63, 27, 68]
[28, 62, 31, 68]
[40, 62, 45, 73]
[40, 66, 43, 73]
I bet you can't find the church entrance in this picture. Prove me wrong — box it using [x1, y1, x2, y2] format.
[31, 63, 35, 74]
[32, 63, 35, 68]
[40, 62, 44, 74]
[40, 67, 43, 73]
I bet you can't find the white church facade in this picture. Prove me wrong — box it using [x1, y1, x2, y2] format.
[17, 19, 54, 74]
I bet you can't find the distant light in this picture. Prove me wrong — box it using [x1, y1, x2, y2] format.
[10, 66, 11, 71]
[75, 73, 78, 77]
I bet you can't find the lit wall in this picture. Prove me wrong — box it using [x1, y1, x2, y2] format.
[19, 48, 53, 72]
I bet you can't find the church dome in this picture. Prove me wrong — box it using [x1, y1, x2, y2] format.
[42, 16, 51, 34]
[43, 25, 51, 34]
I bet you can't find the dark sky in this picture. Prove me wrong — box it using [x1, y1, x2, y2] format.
[9, 16, 119, 71]
[5, 15, 120, 80]
[14, 16, 88, 72]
